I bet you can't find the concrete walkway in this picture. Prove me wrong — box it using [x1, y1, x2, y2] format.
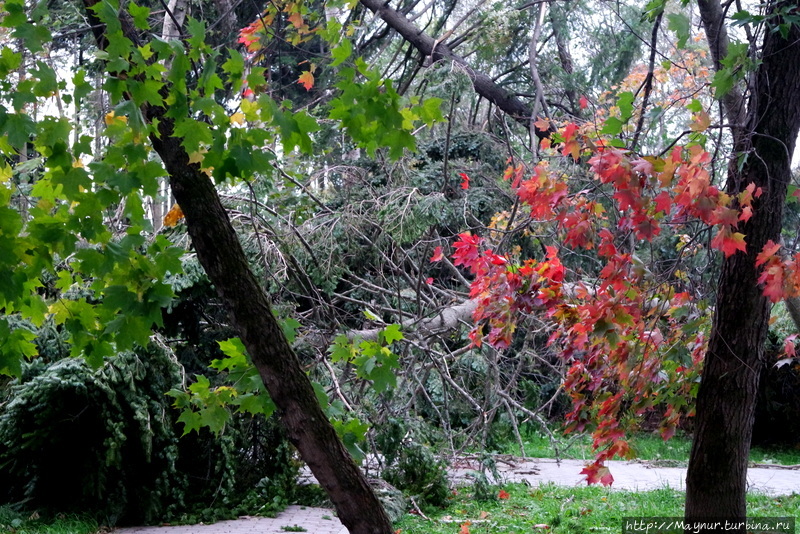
[113, 458, 800, 534]
[114, 506, 348, 534]
[449, 457, 800, 496]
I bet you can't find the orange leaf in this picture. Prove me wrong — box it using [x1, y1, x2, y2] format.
[757, 240, 781, 267]
[430, 246, 444, 262]
[460, 521, 471, 534]
[287, 11, 305, 28]
[534, 117, 551, 134]
[163, 204, 185, 227]
[498, 489, 510, 499]
[690, 110, 711, 132]
[298, 70, 314, 91]
[567, 141, 581, 161]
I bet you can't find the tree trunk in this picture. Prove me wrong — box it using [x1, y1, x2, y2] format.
[151, 131, 394, 534]
[686, 4, 800, 520]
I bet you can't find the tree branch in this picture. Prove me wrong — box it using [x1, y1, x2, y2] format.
[358, 0, 554, 139]
[696, 0, 747, 133]
[349, 299, 478, 341]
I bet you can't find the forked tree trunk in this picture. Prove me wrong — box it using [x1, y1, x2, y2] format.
[687, 2, 800, 520]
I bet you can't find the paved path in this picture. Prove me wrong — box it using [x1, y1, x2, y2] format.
[114, 458, 800, 534]
[449, 458, 800, 496]
[114, 506, 347, 534]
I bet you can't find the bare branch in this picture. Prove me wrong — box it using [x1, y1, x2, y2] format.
[359, 0, 553, 140]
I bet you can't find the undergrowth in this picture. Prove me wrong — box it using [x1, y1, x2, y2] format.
[0, 507, 99, 534]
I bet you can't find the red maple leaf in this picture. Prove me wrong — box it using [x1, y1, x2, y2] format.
[498, 489, 510, 499]
[756, 240, 781, 267]
[710, 227, 747, 257]
[460, 172, 470, 190]
[579, 95, 589, 110]
[739, 205, 753, 223]
[759, 263, 786, 303]
[580, 461, 614, 486]
[452, 233, 483, 271]
[653, 191, 671, 214]
[784, 334, 798, 357]
[430, 246, 444, 262]
[563, 122, 579, 142]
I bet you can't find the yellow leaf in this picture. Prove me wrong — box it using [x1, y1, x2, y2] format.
[241, 98, 259, 120]
[230, 111, 245, 125]
[0, 163, 11, 182]
[104, 111, 128, 126]
[72, 158, 84, 168]
[163, 204, 185, 227]
[188, 151, 206, 164]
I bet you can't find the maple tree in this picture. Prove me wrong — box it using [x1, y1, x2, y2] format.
[431, 0, 800, 522]
[449, 119, 748, 484]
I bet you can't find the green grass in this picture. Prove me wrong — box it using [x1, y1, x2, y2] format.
[749, 446, 800, 466]
[0, 507, 101, 534]
[509, 429, 800, 466]
[394, 483, 800, 534]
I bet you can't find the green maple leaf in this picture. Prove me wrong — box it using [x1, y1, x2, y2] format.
[176, 409, 203, 435]
[379, 323, 403, 345]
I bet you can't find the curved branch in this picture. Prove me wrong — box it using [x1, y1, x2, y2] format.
[359, 0, 554, 139]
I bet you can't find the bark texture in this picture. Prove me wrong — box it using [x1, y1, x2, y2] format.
[81, 1, 394, 532]
[687, 2, 800, 520]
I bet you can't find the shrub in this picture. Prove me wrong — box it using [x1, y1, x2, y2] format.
[0, 346, 185, 525]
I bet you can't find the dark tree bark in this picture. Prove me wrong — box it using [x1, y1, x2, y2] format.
[686, 1, 800, 521]
[80, 1, 394, 532]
